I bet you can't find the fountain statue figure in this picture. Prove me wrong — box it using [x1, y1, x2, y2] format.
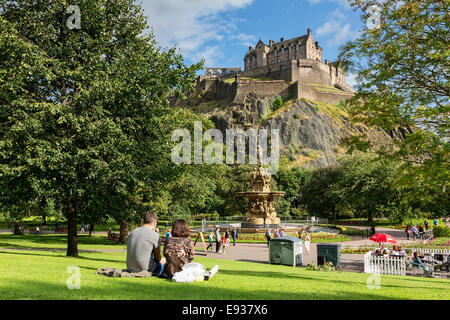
[238, 164, 285, 228]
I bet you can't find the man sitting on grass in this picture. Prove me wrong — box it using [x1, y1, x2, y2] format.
[126, 210, 165, 275]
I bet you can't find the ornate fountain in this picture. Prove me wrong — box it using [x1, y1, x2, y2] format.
[237, 164, 285, 228]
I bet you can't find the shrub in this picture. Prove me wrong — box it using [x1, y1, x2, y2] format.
[271, 96, 284, 111]
[433, 225, 450, 237]
[307, 262, 338, 272]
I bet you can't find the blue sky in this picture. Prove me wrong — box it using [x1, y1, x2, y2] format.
[141, 0, 364, 85]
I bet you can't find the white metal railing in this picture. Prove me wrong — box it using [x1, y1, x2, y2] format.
[282, 217, 328, 226]
[406, 248, 450, 255]
[364, 251, 406, 276]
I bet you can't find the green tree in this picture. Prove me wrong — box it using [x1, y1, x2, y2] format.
[273, 161, 309, 217]
[302, 166, 345, 223]
[0, 0, 204, 256]
[339, 0, 449, 198]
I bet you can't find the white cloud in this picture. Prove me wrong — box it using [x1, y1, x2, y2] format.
[345, 72, 360, 88]
[230, 33, 258, 47]
[192, 46, 223, 67]
[316, 8, 360, 46]
[142, 0, 254, 65]
[307, 0, 352, 10]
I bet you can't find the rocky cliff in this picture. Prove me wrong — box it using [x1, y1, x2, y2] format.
[173, 90, 409, 168]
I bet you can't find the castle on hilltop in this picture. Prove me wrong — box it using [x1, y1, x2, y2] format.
[198, 29, 355, 106]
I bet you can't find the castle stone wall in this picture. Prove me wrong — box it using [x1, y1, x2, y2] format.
[295, 82, 354, 105]
[232, 79, 292, 105]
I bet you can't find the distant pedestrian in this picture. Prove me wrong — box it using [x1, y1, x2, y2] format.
[80, 224, 85, 234]
[35, 226, 40, 236]
[215, 227, 221, 253]
[221, 234, 227, 254]
[304, 233, 311, 254]
[206, 232, 214, 251]
[265, 229, 271, 247]
[274, 229, 279, 238]
[419, 226, 425, 240]
[164, 230, 171, 245]
[225, 230, 230, 246]
[280, 229, 285, 237]
[165, 221, 169, 230]
[424, 219, 429, 230]
[433, 219, 439, 226]
[411, 225, 418, 239]
[405, 226, 411, 240]
[370, 225, 376, 236]
[311, 216, 316, 225]
[231, 228, 238, 246]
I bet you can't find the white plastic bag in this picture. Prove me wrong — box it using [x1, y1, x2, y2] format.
[172, 263, 206, 283]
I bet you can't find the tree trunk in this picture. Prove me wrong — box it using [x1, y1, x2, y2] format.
[119, 221, 129, 244]
[42, 215, 47, 225]
[89, 224, 94, 236]
[13, 222, 22, 235]
[66, 196, 78, 257]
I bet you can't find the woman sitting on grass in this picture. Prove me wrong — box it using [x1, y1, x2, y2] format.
[160, 219, 195, 279]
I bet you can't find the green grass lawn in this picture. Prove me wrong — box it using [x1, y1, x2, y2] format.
[0, 234, 127, 251]
[1, 249, 449, 300]
[0, 233, 352, 250]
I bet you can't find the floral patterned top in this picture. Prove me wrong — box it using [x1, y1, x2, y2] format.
[162, 237, 195, 278]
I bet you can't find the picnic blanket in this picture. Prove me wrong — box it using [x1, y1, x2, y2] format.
[97, 267, 152, 278]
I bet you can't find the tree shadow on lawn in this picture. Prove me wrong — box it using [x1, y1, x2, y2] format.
[0, 234, 123, 247]
[0, 277, 415, 300]
[218, 268, 450, 290]
[0, 250, 125, 265]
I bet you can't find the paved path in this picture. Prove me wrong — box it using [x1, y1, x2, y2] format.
[195, 242, 365, 272]
[336, 226, 433, 248]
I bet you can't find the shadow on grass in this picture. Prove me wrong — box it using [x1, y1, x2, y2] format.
[218, 268, 450, 290]
[0, 276, 418, 300]
[0, 234, 122, 247]
[0, 250, 125, 265]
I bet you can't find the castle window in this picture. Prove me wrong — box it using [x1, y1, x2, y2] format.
[281, 47, 284, 55]
[274, 49, 278, 56]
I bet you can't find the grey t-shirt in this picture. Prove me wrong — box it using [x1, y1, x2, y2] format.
[126, 226, 161, 273]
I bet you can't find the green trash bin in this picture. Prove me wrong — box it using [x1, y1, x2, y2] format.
[316, 243, 341, 267]
[269, 236, 303, 267]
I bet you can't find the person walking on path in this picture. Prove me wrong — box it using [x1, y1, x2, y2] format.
[35, 226, 40, 236]
[419, 226, 425, 240]
[206, 232, 214, 251]
[231, 228, 238, 246]
[215, 227, 221, 253]
[265, 229, 271, 247]
[274, 229, 279, 239]
[280, 229, 285, 237]
[221, 233, 227, 254]
[411, 225, 418, 240]
[405, 225, 411, 240]
[224, 230, 230, 246]
[433, 218, 439, 226]
[304, 233, 311, 255]
[424, 219, 429, 230]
